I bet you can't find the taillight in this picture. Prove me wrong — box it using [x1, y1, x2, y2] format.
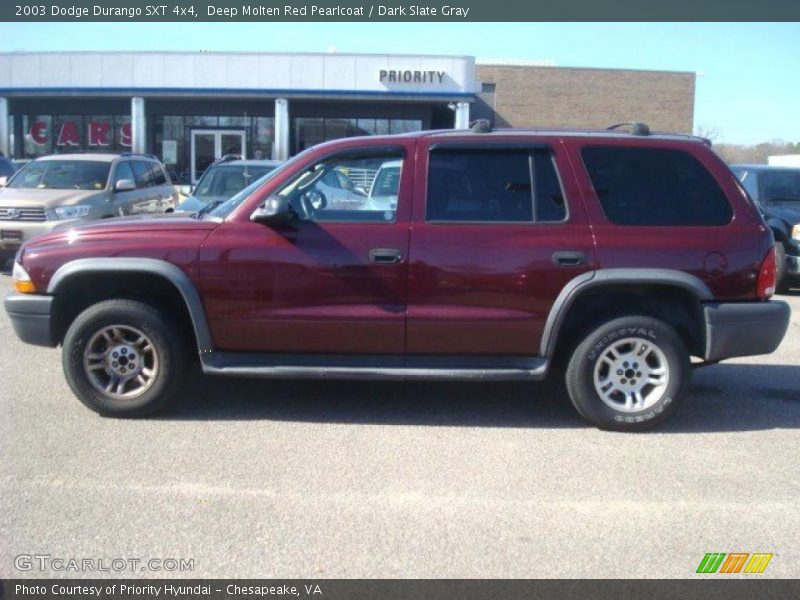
[756, 246, 777, 299]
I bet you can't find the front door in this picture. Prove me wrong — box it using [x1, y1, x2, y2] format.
[198, 145, 413, 355]
[190, 129, 246, 184]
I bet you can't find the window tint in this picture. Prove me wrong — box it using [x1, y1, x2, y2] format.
[533, 152, 567, 221]
[427, 149, 532, 222]
[760, 171, 800, 203]
[114, 162, 135, 187]
[276, 153, 403, 223]
[581, 147, 732, 226]
[426, 148, 565, 223]
[131, 161, 152, 187]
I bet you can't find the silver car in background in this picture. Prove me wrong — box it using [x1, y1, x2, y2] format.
[0, 153, 177, 262]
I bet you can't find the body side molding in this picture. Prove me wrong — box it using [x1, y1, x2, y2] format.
[201, 352, 549, 381]
[47, 257, 214, 353]
[540, 268, 713, 358]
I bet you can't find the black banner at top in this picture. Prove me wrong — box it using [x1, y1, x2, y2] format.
[3, 0, 800, 22]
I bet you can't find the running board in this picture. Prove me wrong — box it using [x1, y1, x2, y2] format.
[200, 352, 549, 381]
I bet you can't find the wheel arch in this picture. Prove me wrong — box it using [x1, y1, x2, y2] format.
[47, 257, 213, 353]
[542, 269, 712, 360]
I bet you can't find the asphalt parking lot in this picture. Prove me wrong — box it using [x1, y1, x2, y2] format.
[1, 269, 799, 579]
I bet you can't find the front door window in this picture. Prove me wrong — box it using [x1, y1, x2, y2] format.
[190, 129, 246, 184]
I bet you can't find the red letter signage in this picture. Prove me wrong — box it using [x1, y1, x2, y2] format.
[120, 122, 132, 148]
[88, 121, 111, 147]
[56, 121, 80, 147]
[29, 121, 48, 146]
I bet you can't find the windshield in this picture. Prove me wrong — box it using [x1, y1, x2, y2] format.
[193, 164, 276, 201]
[8, 160, 110, 190]
[207, 152, 308, 220]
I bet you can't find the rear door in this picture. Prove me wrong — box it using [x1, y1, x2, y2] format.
[406, 137, 596, 355]
[110, 160, 138, 216]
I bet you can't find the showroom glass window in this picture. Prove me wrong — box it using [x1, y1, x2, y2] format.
[292, 118, 422, 154]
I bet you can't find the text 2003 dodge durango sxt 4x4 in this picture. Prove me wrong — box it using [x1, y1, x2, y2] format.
[4, 124, 791, 431]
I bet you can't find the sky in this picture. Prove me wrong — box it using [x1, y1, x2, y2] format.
[0, 22, 798, 145]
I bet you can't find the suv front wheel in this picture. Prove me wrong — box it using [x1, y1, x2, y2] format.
[62, 299, 188, 417]
[565, 316, 690, 431]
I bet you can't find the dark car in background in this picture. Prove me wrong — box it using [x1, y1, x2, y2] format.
[177, 157, 281, 213]
[731, 164, 800, 291]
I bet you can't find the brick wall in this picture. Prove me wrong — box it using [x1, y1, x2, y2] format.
[475, 65, 696, 134]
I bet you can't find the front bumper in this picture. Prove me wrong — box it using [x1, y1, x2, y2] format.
[4, 293, 57, 347]
[704, 300, 791, 362]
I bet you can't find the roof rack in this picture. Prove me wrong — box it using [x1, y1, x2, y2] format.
[118, 152, 160, 160]
[214, 154, 242, 164]
[606, 122, 651, 136]
[470, 119, 492, 133]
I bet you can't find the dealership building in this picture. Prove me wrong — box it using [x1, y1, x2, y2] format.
[0, 51, 695, 183]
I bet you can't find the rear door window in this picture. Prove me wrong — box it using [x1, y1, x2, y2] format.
[426, 148, 566, 223]
[581, 146, 733, 226]
[131, 161, 152, 187]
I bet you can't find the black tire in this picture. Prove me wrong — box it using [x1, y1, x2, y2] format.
[62, 298, 188, 417]
[565, 316, 690, 431]
[775, 243, 790, 293]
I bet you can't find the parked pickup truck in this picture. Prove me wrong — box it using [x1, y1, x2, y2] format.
[4, 123, 791, 431]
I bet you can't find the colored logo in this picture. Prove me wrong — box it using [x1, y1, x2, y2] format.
[696, 552, 773, 574]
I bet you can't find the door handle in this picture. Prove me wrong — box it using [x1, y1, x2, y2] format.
[369, 248, 403, 264]
[552, 251, 587, 266]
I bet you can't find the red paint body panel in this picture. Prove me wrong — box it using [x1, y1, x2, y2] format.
[21, 216, 217, 291]
[561, 136, 770, 301]
[405, 136, 595, 354]
[16, 131, 773, 358]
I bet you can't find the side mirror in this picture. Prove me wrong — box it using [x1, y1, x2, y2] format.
[179, 185, 193, 196]
[250, 195, 294, 224]
[115, 179, 136, 192]
[0, 176, 7, 188]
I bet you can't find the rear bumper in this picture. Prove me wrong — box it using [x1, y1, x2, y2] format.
[704, 300, 790, 362]
[4, 293, 57, 347]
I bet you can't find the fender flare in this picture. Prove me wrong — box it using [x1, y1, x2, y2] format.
[47, 257, 214, 353]
[540, 268, 712, 358]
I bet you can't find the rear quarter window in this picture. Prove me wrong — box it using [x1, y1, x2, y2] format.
[581, 146, 733, 226]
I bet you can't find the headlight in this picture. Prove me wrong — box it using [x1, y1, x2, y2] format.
[12, 261, 36, 294]
[53, 205, 91, 220]
[792, 224, 800, 241]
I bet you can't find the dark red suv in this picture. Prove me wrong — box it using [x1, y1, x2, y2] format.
[4, 124, 791, 431]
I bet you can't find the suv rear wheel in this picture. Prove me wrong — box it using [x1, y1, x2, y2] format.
[565, 316, 690, 431]
[62, 299, 188, 417]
